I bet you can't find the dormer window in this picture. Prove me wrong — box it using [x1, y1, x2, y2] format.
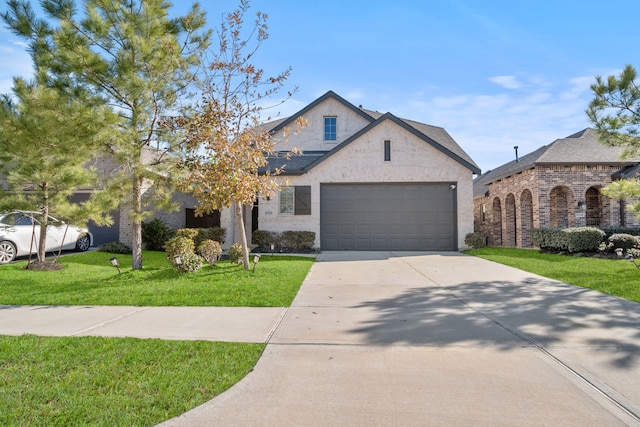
[324, 116, 337, 141]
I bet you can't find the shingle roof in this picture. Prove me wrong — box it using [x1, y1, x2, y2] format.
[473, 128, 640, 198]
[261, 91, 480, 175]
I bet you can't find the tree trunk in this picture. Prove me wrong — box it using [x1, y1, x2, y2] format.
[37, 194, 49, 263]
[131, 174, 144, 270]
[235, 201, 250, 270]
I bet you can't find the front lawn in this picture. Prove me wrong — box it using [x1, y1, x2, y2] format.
[0, 250, 314, 425]
[0, 335, 263, 426]
[0, 251, 315, 306]
[464, 247, 640, 303]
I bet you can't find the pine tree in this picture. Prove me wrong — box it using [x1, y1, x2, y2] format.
[0, 79, 115, 264]
[2, 0, 210, 269]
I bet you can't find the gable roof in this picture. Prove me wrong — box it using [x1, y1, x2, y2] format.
[473, 128, 640, 198]
[268, 90, 375, 134]
[262, 91, 480, 175]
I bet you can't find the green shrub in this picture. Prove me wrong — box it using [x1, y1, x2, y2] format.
[252, 229, 273, 247]
[198, 239, 222, 265]
[141, 218, 175, 251]
[531, 228, 568, 251]
[165, 236, 195, 266]
[176, 228, 199, 241]
[228, 243, 243, 264]
[464, 232, 486, 249]
[175, 252, 204, 273]
[97, 241, 132, 254]
[608, 233, 640, 251]
[564, 227, 605, 252]
[281, 230, 316, 250]
[296, 231, 316, 249]
[195, 227, 226, 246]
[531, 227, 604, 253]
[600, 227, 640, 239]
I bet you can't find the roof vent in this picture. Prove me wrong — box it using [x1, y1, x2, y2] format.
[514, 146, 519, 163]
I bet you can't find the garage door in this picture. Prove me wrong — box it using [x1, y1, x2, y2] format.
[320, 183, 457, 251]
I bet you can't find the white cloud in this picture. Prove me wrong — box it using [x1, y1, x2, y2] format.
[488, 75, 522, 90]
[395, 76, 594, 172]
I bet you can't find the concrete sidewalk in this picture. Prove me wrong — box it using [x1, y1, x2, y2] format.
[161, 251, 640, 426]
[0, 305, 286, 343]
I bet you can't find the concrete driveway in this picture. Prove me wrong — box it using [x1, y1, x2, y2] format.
[162, 251, 640, 426]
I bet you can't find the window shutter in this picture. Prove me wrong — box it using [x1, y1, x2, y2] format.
[294, 186, 311, 215]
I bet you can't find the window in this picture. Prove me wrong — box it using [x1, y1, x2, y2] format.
[185, 208, 221, 228]
[384, 140, 391, 161]
[324, 117, 337, 141]
[279, 186, 311, 215]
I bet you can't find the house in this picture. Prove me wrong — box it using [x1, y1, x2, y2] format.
[226, 90, 481, 251]
[70, 90, 479, 251]
[473, 128, 640, 248]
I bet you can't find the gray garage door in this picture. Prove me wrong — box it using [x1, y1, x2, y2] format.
[320, 183, 457, 251]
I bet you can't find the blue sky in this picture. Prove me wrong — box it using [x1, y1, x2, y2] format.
[1, 0, 640, 173]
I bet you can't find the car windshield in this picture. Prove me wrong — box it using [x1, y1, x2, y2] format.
[0, 212, 43, 226]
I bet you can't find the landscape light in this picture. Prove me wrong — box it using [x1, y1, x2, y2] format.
[253, 254, 261, 272]
[110, 257, 121, 274]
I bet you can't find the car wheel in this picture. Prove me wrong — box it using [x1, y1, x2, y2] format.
[0, 241, 17, 264]
[75, 234, 91, 252]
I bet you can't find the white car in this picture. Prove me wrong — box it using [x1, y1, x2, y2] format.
[0, 211, 93, 264]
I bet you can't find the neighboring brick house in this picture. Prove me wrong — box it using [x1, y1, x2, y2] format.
[473, 128, 640, 248]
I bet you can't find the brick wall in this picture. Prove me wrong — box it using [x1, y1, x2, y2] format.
[473, 164, 640, 248]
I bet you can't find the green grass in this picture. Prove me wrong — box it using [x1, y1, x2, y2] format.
[0, 251, 315, 306]
[0, 251, 313, 424]
[0, 335, 264, 426]
[464, 247, 640, 303]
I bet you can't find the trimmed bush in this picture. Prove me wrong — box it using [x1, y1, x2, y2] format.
[198, 239, 222, 265]
[531, 227, 605, 253]
[281, 230, 316, 250]
[165, 236, 195, 266]
[564, 227, 605, 253]
[228, 243, 243, 264]
[600, 227, 640, 240]
[98, 241, 132, 254]
[296, 231, 316, 249]
[608, 233, 640, 251]
[464, 232, 486, 249]
[252, 229, 273, 248]
[176, 228, 199, 241]
[195, 227, 226, 246]
[531, 228, 568, 251]
[175, 252, 204, 273]
[141, 218, 175, 251]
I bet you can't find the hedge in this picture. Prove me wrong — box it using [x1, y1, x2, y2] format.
[531, 227, 605, 253]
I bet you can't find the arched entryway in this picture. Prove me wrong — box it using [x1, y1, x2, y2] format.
[585, 186, 602, 226]
[549, 186, 574, 228]
[492, 197, 502, 246]
[520, 189, 533, 247]
[505, 194, 516, 247]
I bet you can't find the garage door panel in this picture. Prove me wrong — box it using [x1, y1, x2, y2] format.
[321, 183, 456, 251]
